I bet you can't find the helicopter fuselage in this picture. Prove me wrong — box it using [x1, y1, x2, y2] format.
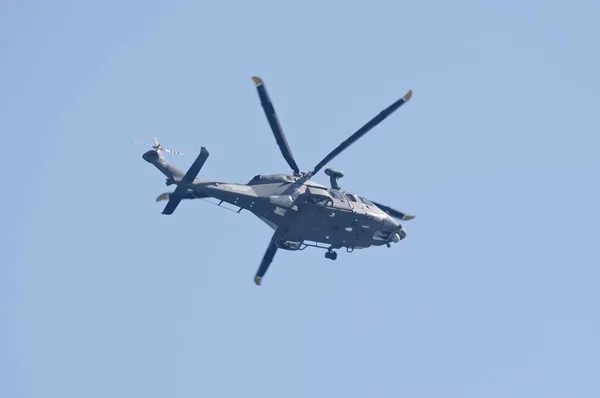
[143, 149, 406, 254]
[182, 173, 405, 252]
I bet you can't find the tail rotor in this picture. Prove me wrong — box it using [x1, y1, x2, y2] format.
[133, 136, 183, 156]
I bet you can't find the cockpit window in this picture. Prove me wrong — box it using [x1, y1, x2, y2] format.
[359, 196, 374, 206]
[346, 194, 358, 202]
[252, 175, 262, 180]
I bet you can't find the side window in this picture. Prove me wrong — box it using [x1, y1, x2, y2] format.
[346, 194, 358, 202]
[309, 195, 332, 207]
[329, 190, 344, 201]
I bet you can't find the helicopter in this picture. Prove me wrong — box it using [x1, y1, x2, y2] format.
[139, 76, 415, 285]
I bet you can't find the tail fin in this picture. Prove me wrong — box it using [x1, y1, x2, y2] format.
[142, 150, 185, 185]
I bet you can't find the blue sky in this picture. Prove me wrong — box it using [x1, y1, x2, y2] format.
[2, 0, 599, 397]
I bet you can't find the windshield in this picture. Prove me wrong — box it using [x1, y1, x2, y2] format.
[358, 196, 375, 206]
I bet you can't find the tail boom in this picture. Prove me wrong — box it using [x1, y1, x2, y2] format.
[142, 150, 185, 183]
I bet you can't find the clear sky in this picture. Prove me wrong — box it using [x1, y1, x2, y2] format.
[2, 0, 599, 397]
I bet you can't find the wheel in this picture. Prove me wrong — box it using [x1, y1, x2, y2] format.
[325, 251, 338, 260]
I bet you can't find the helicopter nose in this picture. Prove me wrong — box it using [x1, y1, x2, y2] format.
[391, 228, 407, 243]
[383, 215, 397, 228]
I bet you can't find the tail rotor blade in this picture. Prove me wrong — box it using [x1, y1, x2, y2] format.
[252, 76, 301, 174]
[135, 137, 184, 157]
[255, 238, 278, 285]
[164, 148, 184, 156]
[311, 90, 412, 176]
[133, 140, 153, 147]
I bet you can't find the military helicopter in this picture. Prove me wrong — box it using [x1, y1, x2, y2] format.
[139, 76, 415, 285]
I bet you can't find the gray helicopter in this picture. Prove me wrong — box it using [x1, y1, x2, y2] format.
[139, 76, 415, 285]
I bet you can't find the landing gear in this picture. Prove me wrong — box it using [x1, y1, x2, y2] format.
[325, 250, 338, 260]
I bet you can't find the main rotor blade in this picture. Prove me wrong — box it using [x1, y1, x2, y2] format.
[310, 90, 412, 176]
[252, 76, 300, 174]
[156, 191, 208, 202]
[372, 200, 415, 221]
[254, 238, 278, 286]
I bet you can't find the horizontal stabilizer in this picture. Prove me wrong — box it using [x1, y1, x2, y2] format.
[162, 191, 184, 215]
[181, 147, 209, 184]
[161, 147, 209, 215]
